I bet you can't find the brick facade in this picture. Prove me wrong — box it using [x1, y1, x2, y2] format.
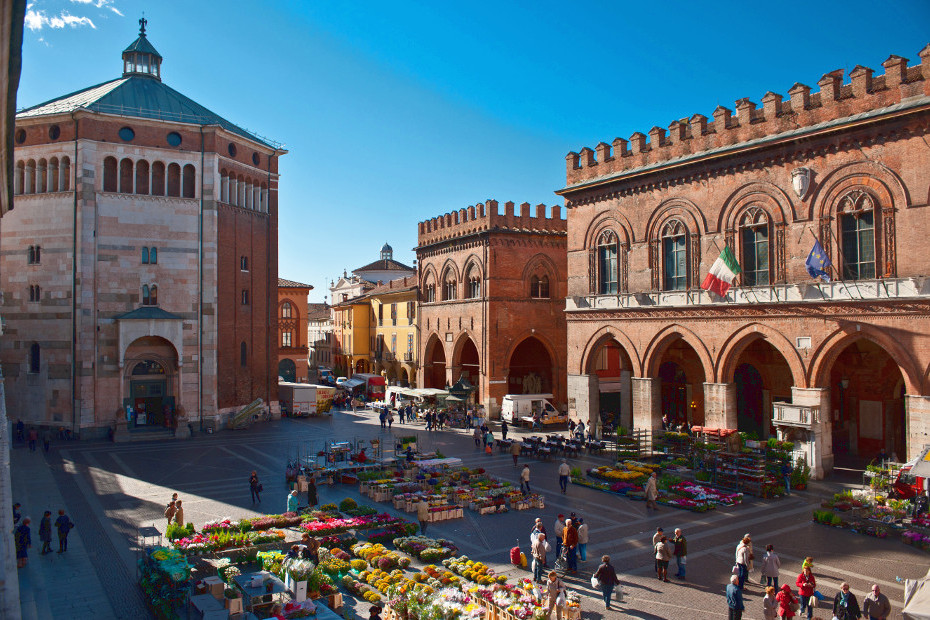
[559, 46, 930, 476]
[277, 279, 313, 385]
[416, 200, 567, 417]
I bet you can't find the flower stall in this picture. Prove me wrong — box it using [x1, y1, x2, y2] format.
[138, 546, 193, 619]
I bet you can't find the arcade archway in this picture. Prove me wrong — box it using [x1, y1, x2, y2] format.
[829, 339, 906, 463]
[507, 337, 553, 396]
[732, 340, 794, 439]
[278, 359, 297, 383]
[123, 336, 178, 429]
[455, 337, 481, 403]
[585, 337, 634, 430]
[424, 336, 447, 389]
[657, 339, 706, 427]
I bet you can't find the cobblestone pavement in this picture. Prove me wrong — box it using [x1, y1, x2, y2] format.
[10, 409, 927, 619]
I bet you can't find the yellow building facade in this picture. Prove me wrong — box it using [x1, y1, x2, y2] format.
[368, 277, 418, 387]
[333, 300, 372, 376]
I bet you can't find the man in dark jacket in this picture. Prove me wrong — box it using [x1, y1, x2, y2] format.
[563, 518, 579, 573]
[39, 511, 52, 554]
[673, 528, 688, 580]
[727, 575, 745, 620]
[833, 582, 862, 620]
[55, 509, 74, 553]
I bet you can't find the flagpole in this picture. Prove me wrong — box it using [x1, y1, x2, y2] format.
[708, 236, 739, 304]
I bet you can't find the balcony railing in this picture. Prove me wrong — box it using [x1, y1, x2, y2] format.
[566, 277, 930, 311]
[772, 402, 819, 428]
[403, 352, 414, 361]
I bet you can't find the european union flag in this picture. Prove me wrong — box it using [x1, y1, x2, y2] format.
[806, 239, 832, 282]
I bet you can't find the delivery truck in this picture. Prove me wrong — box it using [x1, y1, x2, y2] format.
[500, 394, 565, 426]
[278, 382, 335, 416]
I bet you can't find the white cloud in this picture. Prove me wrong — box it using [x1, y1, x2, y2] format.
[25, 9, 96, 31]
[70, 0, 122, 13]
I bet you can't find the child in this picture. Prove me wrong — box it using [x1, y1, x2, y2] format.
[369, 606, 383, 620]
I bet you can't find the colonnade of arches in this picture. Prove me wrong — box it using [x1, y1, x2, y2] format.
[102, 156, 196, 198]
[13, 156, 71, 195]
[579, 323, 921, 462]
[219, 169, 268, 212]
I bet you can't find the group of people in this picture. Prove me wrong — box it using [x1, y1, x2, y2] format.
[12, 502, 74, 568]
[726, 539, 892, 620]
[14, 419, 55, 453]
[529, 514, 590, 579]
[652, 526, 688, 581]
[163, 493, 185, 527]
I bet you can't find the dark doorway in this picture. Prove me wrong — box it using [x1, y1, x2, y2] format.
[278, 359, 297, 383]
[735, 363, 764, 438]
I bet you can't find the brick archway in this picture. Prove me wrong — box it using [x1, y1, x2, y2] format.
[505, 334, 558, 402]
[423, 333, 447, 389]
[579, 326, 642, 376]
[642, 324, 714, 381]
[716, 323, 806, 388]
[809, 327, 923, 395]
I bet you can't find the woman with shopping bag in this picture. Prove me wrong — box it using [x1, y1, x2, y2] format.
[545, 571, 567, 620]
[592, 555, 621, 610]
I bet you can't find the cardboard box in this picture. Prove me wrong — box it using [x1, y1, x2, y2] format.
[203, 576, 224, 600]
[225, 596, 243, 614]
[327, 592, 343, 610]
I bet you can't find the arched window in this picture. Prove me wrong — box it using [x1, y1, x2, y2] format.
[142, 247, 149, 264]
[531, 274, 550, 298]
[282, 331, 293, 347]
[739, 207, 770, 286]
[119, 158, 133, 193]
[14, 161, 24, 195]
[37, 158, 47, 193]
[661, 220, 688, 291]
[150, 247, 157, 264]
[597, 230, 619, 294]
[839, 190, 876, 281]
[425, 283, 435, 303]
[240, 341, 248, 367]
[166, 163, 181, 197]
[442, 272, 457, 301]
[135, 159, 150, 195]
[59, 156, 70, 191]
[151, 161, 166, 196]
[28, 284, 40, 302]
[103, 156, 118, 192]
[141, 284, 150, 305]
[48, 157, 59, 192]
[182, 164, 196, 198]
[149, 285, 158, 305]
[29, 343, 40, 374]
[466, 265, 481, 299]
[282, 302, 292, 318]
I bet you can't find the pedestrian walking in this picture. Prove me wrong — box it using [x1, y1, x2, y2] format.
[795, 563, 816, 620]
[520, 465, 531, 496]
[761, 544, 781, 589]
[833, 583, 861, 620]
[249, 470, 262, 504]
[501, 420, 509, 440]
[54, 509, 73, 553]
[672, 528, 687, 579]
[42, 428, 51, 452]
[545, 571, 567, 620]
[558, 460, 570, 494]
[15, 517, 32, 568]
[776, 584, 798, 619]
[417, 498, 429, 534]
[387, 411, 393, 429]
[762, 586, 778, 620]
[781, 462, 792, 496]
[563, 518, 578, 573]
[484, 430, 494, 453]
[576, 518, 588, 562]
[379, 410, 386, 429]
[652, 527, 663, 575]
[553, 514, 566, 558]
[735, 535, 752, 590]
[287, 490, 299, 513]
[511, 440, 521, 466]
[307, 476, 318, 507]
[173, 500, 184, 526]
[28, 428, 37, 452]
[593, 555, 621, 610]
[39, 511, 52, 555]
[531, 532, 549, 583]
[15, 419, 24, 444]
[473, 426, 482, 448]
[862, 584, 890, 620]
[654, 535, 671, 582]
[531, 517, 547, 539]
[644, 471, 658, 511]
[727, 575, 745, 620]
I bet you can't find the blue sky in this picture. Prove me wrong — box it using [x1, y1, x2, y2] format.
[18, 1, 930, 302]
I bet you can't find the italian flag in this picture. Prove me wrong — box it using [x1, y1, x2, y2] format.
[701, 246, 742, 297]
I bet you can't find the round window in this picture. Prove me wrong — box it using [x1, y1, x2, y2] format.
[119, 126, 135, 142]
[166, 132, 182, 147]
[48, 125, 61, 140]
[252, 152, 260, 166]
[228, 143, 237, 157]
[15, 129, 25, 144]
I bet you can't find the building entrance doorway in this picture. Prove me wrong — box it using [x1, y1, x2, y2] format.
[130, 360, 170, 427]
[278, 359, 297, 383]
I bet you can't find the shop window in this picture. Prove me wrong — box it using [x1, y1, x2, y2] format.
[596, 230, 619, 294]
[661, 220, 688, 291]
[739, 207, 770, 286]
[840, 190, 876, 281]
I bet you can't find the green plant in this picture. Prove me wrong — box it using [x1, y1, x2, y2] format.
[695, 470, 712, 482]
[166, 521, 195, 540]
[791, 457, 811, 487]
[570, 467, 582, 478]
[830, 513, 843, 526]
[224, 588, 240, 599]
[320, 503, 339, 512]
[339, 498, 358, 512]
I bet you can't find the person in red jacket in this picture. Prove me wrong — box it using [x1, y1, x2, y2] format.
[776, 584, 798, 619]
[796, 565, 817, 620]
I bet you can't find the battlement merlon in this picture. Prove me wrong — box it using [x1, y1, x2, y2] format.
[417, 199, 566, 246]
[563, 44, 930, 187]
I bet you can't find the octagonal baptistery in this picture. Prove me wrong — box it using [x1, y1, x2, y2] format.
[2, 21, 286, 438]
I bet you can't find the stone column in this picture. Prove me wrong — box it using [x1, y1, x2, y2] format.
[567, 373, 598, 429]
[906, 395, 930, 461]
[704, 383, 737, 429]
[632, 377, 661, 430]
[620, 370, 633, 430]
[792, 387, 832, 479]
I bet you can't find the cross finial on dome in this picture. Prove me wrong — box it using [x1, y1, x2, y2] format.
[139, 15, 147, 36]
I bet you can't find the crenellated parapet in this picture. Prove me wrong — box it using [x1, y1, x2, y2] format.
[417, 199, 566, 246]
[565, 45, 930, 186]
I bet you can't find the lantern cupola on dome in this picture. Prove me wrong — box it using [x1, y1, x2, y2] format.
[122, 17, 162, 80]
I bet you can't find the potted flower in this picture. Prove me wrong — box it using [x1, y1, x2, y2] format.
[791, 458, 811, 490]
[285, 558, 314, 602]
[224, 588, 243, 614]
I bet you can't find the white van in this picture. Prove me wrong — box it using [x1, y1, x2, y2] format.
[501, 394, 565, 426]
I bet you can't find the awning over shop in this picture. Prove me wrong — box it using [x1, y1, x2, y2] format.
[411, 388, 449, 398]
[342, 378, 365, 389]
[908, 446, 930, 478]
